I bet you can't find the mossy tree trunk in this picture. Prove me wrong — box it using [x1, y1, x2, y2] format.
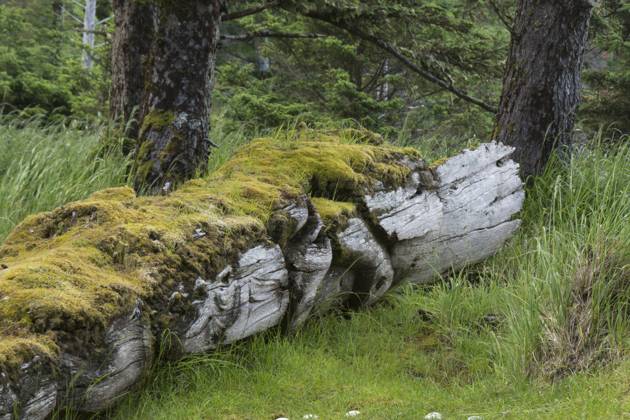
[494, 0, 595, 178]
[133, 1, 222, 194]
[111, 1, 222, 194]
[110, 0, 156, 150]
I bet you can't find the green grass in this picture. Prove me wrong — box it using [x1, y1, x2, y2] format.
[0, 116, 130, 242]
[0, 116, 628, 419]
[492, 139, 630, 379]
[105, 294, 630, 420]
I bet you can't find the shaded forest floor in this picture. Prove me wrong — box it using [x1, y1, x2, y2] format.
[1, 119, 628, 419]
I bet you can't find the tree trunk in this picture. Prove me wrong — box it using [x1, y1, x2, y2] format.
[82, 0, 97, 70]
[494, 0, 595, 177]
[110, 0, 156, 148]
[132, 2, 222, 194]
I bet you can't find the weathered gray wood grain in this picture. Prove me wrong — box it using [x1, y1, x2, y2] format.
[285, 211, 333, 330]
[79, 307, 153, 412]
[336, 218, 395, 304]
[364, 142, 524, 284]
[184, 245, 289, 353]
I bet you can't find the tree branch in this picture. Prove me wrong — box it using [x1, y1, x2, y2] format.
[288, 8, 498, 114]
[487, 0, 514, 33]
[362, 59, 387, 93]
[222, 1, 280, 21]
[221, 30, 329, 42]
[374, 38, 496, 113]
[74, 29, 109, 35]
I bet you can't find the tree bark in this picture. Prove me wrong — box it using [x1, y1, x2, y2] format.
[82, 0, 97, 70]
[494, 0, 595, 177]
[110, 0, 156, 149]
[133, 2, 222, 194]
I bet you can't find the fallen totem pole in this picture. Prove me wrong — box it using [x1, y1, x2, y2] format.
[0, 133, 524, 418]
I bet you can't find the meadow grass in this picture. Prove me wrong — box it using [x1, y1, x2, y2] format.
[0, 117, 627, 419]
[0, 116, 130, 242]
[106, 293, 630, 420]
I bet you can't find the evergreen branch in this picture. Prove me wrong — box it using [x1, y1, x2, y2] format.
[288, 8, 498, 114]
[222, 1, 280, 21]
[367, 35, 497, 113]
[487, 0, 514, 33]
[362, 60, 388, 93]
[221, 30, 329, 42]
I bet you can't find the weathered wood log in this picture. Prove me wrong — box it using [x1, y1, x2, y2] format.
[0, 133, 523, 418]
[365, 143, 525, 283]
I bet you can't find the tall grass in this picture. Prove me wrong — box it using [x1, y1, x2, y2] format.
[0, 116, 130, 242]
[207, 113, 251, 174]
[419, 135, 630, 380]
[0, 114, 253, 243]
[494, 137, 630, 378]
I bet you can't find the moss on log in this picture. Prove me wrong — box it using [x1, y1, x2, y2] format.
[0, 132, 523, 417]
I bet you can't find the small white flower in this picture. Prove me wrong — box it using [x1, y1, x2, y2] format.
[346, 410, 361, 417]
[303, 415, 319, 419]
[275, 417, 289, 420]
[424, 412, 442, 420]
[468, 416, 484, 420]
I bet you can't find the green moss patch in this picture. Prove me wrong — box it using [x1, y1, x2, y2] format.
[311, 197, 356, 226]
[0, 132, 421, 371]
